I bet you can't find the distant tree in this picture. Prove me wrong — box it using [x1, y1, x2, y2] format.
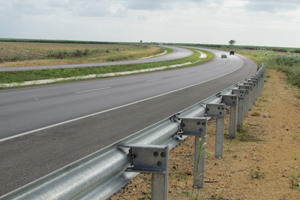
[229, 40, 236, 45]
[140, 40, 143, 43]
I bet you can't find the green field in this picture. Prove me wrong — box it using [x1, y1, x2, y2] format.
[0, 41, 166, 68]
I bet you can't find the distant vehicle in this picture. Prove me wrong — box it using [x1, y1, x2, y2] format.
[230, 51, 235, 55]
[221, 54, 227, 58]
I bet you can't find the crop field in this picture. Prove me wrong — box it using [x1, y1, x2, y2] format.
[0, 42, 164, 68]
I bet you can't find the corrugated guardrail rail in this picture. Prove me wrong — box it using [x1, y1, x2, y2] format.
[0, 63, 266, 200]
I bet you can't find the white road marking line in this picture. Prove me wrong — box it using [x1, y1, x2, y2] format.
[76, 87, 111, 94]
[0, 59, 244, 143]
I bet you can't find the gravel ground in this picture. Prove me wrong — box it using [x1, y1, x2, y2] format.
[109, 69, 300, 200]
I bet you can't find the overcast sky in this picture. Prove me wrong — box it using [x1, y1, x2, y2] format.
[0, 0, 299, 47]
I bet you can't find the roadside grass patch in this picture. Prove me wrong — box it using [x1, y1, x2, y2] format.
[250, 169, 265, 180]
[291, 166, 300, 189]
[0, 42, 165, 67]
[235, 125, 257, 142]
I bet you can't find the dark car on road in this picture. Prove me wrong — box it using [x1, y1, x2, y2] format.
[230, 51, 235, 55]
[221, 54, 227, 58]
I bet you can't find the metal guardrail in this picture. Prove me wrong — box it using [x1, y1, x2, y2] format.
[0, 63, 266, 200]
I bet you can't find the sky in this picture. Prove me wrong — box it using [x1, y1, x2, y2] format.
[0, 0, 300, 48]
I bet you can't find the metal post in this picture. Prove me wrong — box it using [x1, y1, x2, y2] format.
[215, 117, 225, 158]
[238, 85, 250, 117]
[248, 80, 256, 105]
[221, 95, 237, 138]
[194, 135, 206, 188]
[260, 72, 265, 94]
[232, 89, 245, 128]
[152, 173, 168, 200]
[205, 104, 226, 158]
[237, 98, 244, 127]
[251, 78, 259, 101]
[244, 82, 254, 111]
[257, 75, 262, 95]
[180, 117, 207, 188]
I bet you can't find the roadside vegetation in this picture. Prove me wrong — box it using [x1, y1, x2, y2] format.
[0, 42, 166, 67]
[225, 46, 300, 90]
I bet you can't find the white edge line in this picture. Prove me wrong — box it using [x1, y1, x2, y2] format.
[0, 59, 244, 143]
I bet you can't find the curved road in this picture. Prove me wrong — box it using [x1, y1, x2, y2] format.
[0, 47, 258, 196]
[0, 46, 193, 71]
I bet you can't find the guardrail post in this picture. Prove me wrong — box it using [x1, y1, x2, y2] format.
[232, 89, 245, 128]
[205, 104, 226, 158]
[251, 78, 259, 101]
[248, 80, 256, 105]
[221, 95, 237, 138]
[249, 79, 259, 105]
[260, 72, 265, 94]
[243, 82, 254, 111]
[180, 117, 207, 188]
[238, 85, 250, 117]
[120, 144, 169, 200]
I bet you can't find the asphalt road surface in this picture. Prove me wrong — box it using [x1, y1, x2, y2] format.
[0, 47, 258, 196]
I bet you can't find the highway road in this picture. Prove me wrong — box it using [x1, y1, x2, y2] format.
[0, 47, 258, 196]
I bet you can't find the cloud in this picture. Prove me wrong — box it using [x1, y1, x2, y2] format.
[244, 0, 300, 13]
[0, 0, 299, 47]
[126, 0, 165, 11]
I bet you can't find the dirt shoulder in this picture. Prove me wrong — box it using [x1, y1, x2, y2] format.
[110, 69, 300, 200]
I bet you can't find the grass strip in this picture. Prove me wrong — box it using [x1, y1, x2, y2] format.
[0, 49, 213, 87]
